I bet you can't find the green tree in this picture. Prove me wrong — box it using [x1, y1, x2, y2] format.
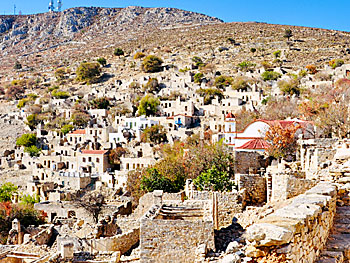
[109, 147, 127, 165]
[196, 88, 223, 105]
[97, 57, 107, 67]
[261, 71, 282, 81]
[16, 134, 37, 147]
[17, 98, 31, 109]
[192, 56, 206, 68]
[193, 166, 235, 192]
[24, 145, 41, 157]
[14, 61, 22, 70]
[237, 61, 256, 72]
[273, 50, 282, 58]
[25, 114, 39, 130]
[141, 125, 167, 144]
[143, 78, 160, 93]
[194, 73, 204, 84]
[61, 124, 74, 135]
[142, 55, 164, 73]
[76, 62, 101, 84]
[0, 183, 18, 202]
[215, 75, 233, 89]
[284, 29, 293, 41]
[138, 94, 160, 116]
[278, 79, 301, 96]
[71, 111, 90, 127]
[329, 59, 344, 69]
[52, 90, 70, 99]
[20, 194, 40, 205]
[114, 48, 124, 56]
[90, 97, 110, 109]
[141, 168, 175, 193]
[250, 47, 257, 54]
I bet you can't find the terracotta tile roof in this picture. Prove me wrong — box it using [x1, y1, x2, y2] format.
[225, 112, 235, 119]
[236, 138, 269, 150]
[81, 150, 108, 155]
[69, 130, 86, 135]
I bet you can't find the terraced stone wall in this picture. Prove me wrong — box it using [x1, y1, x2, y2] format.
[245, 183, 337, 262]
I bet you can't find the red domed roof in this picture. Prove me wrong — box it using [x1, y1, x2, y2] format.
[225, 112, 235, 119]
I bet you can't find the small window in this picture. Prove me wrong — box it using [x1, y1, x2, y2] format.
[83, 158, 86, 163]
[96, 158, 100, 163]
[88, 157, 92, 162]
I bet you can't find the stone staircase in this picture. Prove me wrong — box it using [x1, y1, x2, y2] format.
[316, 203, 350, 262]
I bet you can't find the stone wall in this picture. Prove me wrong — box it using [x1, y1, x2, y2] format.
[90, 227, 139, 254]
[236, 174, 266, 205]
[271, 173, 317, 202]
[189, 190, 246, 229]
[216, 191, 246, 228]
[235, 151, 267, 174]
[245, 182, 337, 262]
[140, 218, 214, 263]
[300, 138, 338, 178]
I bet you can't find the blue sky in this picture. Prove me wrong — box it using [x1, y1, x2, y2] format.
[2, 0, 349, 32]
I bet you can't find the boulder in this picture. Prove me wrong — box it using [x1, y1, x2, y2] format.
[220, 254, 240, 263]
[245, 223, 293, 247]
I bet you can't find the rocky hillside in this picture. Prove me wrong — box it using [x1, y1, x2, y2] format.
[0, 6, 221, 59]
[1, 6, 350, 81]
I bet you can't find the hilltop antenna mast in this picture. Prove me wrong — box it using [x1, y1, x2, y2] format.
[48, 0, 54, 12]
[57, 0, 62, 12]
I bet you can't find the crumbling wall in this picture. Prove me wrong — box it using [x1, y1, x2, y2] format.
[245, 182, 337, 262]
[91, 227, 139, 254]
[140, 219, 214, 263]
[189, 190, 246, 229]
[271, 173, 317, 201]
[235, 151, 267, 174]
[237, 174, 266, 204]
[216, 191, 246, 228]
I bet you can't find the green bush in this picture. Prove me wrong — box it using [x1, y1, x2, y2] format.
[141, 55, 163, 73]
[237, 61, 256, 72]
[114, 48, 124, 56]
[273, 50, 282, 58]
[24, 145, 41, 157]
[71, 112, 90, 127]
[138, 94, 160, 116]
[76, 62, 101, 84]
[52, 90, 70, 99]
[141, 125, 167, 144]
[20, 194, 40, 205]
[193, 73, 204, 84]
[278, 79, 301, 96]
[141, 168, 177, 193]
[192, 56, 206, 68]
[61, 124, 74, 135]
[97, 57, 107, 67]
[90, 97, 110, 109]
[214, 75, 233, 89]
[329, 59, 344, 69]
[143, 78, 160, 93]
[134, 52, 145, 59]
[0, 183, 18, 202]
[261, 71, 282, 81]
[16, 134, 37, 147]
[48, 85, 59, 92]
[25, 114, 39, 130]
[14, 61, 22, 70]
[17, 98, 31, 109]
[193, 166, 234, 192]
[231, 77, 252, 90]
